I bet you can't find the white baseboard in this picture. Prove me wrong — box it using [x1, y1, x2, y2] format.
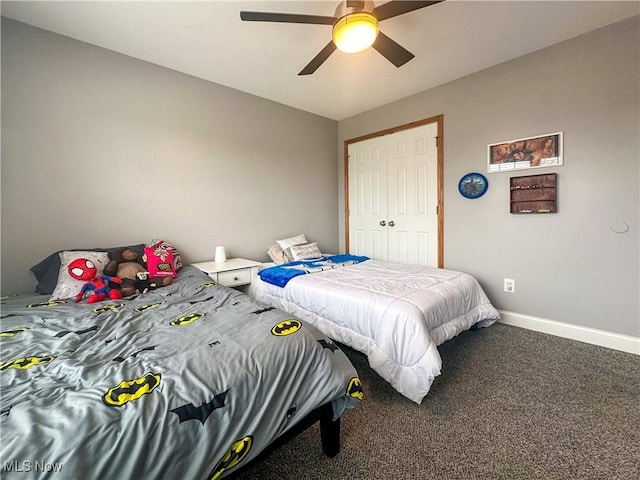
[498, 310, 640, 355]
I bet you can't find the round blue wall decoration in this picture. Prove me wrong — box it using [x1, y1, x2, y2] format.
[458, 172, 488, 199]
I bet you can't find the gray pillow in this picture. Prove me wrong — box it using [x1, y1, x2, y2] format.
[30, 244, 144, 295]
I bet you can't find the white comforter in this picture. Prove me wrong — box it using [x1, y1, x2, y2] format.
[255, 260, 500, 404]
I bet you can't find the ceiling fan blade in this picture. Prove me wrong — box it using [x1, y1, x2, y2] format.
[240, 11, 335, 25]
[299, 42, 337, 76]
[372, 32, 415, 68]
[374, 1, 443, 22]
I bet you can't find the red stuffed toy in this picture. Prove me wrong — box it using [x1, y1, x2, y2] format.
[68, 257, 123, 303]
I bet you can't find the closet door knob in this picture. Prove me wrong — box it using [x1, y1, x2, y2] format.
[379, 221, 386, 226]
[388, 221, 395, 227]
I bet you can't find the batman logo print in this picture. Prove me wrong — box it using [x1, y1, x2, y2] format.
[27, 300, 66, 308]
[251, 307, 275, 315]
[198, 282, 216, 289]
[55, 326, 99, 338]
[208, 436, 253, 480]
[171, 389, 228, 424]
[93, 304, 124, 315]
[347, 377, 364, 400]
[102, 372, 161, 407]
[0, 327, 28, 337]
[0, 355, 55, 371]
[188, 296, 214, 305]
[113, 345, 157, 363]
[271, 319, 302, 336]
[170, 312, 205, 326]
[134, 302, 164, 312]
[318, 339, 339, 352]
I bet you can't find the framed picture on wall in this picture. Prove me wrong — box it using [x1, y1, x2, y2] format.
[488, 132, 563, 173]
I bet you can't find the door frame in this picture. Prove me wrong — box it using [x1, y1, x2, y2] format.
[344, 114, 444, 268]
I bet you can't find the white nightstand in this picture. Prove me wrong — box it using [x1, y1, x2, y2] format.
[191, 258, 261, 293]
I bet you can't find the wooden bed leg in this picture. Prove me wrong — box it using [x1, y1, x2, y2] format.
[319, 402, 340, 457]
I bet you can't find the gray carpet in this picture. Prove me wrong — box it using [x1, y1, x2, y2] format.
[235, 323, 639, 480]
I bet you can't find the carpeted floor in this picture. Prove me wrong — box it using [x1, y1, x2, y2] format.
[234, 323, 640, 480]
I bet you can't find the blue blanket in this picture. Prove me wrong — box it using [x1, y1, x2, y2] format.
[259, 254, 370, 287]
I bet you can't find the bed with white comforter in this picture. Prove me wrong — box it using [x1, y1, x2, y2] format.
[255, 258, 500, 404]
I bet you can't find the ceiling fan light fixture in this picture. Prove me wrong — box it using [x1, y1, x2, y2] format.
[332, 12, 378, 54]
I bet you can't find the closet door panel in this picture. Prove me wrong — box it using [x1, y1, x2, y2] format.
[348, 138, 389, 261]
[348, 121, 438, 266]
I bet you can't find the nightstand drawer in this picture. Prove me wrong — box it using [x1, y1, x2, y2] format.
[192, 258, 261, 293]
[217, 269, 252, 287]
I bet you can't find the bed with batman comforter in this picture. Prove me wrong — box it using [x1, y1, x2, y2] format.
[0, 266, 361, 479]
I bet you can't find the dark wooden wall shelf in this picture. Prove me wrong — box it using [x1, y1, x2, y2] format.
[510, 173, 557, 214]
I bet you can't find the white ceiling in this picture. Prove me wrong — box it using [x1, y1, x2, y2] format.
[2, 1, 638, 120]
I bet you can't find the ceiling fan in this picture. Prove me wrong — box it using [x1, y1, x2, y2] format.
[240, 1, 443, 75]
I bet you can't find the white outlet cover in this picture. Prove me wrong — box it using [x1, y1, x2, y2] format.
[504, 278, 515, 292]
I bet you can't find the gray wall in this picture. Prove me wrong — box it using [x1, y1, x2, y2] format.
[338, 16, 640, 337]
[1, 18, 339, 295]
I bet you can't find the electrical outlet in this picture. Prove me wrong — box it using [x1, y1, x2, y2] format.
[504, 278, 515, 293]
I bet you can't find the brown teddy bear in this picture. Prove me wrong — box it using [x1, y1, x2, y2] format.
[104, 248, 172, 297]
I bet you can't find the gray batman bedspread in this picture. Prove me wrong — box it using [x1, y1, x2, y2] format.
[0, 266, 361, 479]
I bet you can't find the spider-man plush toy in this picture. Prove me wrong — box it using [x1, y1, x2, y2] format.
[68, 257, 123, 303]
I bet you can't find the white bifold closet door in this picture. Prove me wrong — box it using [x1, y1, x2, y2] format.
[348, 122, 438, 266]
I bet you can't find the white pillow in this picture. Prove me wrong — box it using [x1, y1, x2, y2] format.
[267, 244, 289, 264]
[276, 234, 308, 261]
[50, 251, 110, 301]
[289, 242, 322, 261]
[276, 234, 307, 251]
